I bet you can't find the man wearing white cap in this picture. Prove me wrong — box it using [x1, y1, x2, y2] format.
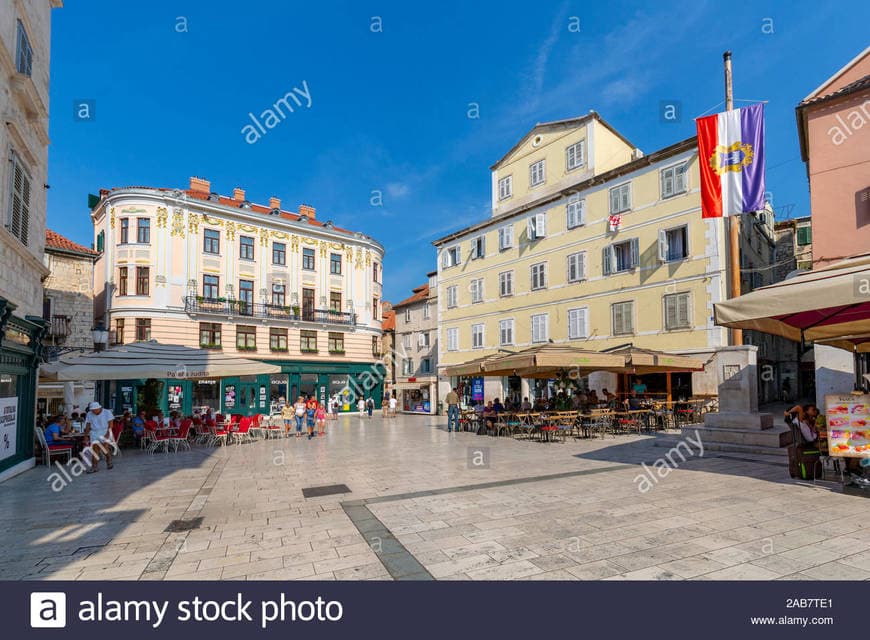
[84, 401, 115, 472]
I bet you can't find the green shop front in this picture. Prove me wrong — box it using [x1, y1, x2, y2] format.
[109, 360, 385, 417]
[0, 299, 47, 482]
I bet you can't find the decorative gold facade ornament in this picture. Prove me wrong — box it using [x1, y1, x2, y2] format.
[188, 211, 200, 234]
[290, 234, 299, 250]
[202, 213, 224, 226]
[259, 227, 269, 247]
[239, 223, 257, 233]
[319, 240, 328, 257]
[301, 237, 318, 246]
[270, 230, 289, 240]
[156, 207, 168, 229]
[355, 247, 363, 268]
[225, 220, 236, 241]
[365, 250, 372, 266]
[170, 210, 185, 238]
[109, 207, 116, 229]
[345, 245, 354, 261]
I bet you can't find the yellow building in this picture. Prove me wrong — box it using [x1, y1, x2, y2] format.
[434, 112, 773, 404]
[90, 177, 386, 416]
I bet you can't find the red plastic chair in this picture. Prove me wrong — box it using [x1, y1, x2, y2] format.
[170, 419, 193, 451]
[233, 416, 253, 444]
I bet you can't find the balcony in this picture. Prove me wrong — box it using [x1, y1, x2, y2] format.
[47, 315, 71, 341]
[183, 297, 357, 327]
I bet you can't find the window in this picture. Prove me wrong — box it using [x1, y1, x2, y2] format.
[470, 278, 484, 303]
[402, 334, 412, 350]
[567, 252, 586, 283]
[372, 297, 379, 319]
[498, 225, 513, 250]
[421, 358, 432, 374]
[328, 332, 345, 353]
[530, 262, 547, 290]
[120, 218, 129, 244]
[272, 242, 286, 265]
[136, 267, 149, 296]
[15, 20, 32, 76]
[272, 284, 286, 307]
[423, 304, 430, 320]
[118, 267, 128, 296]
[796, 226, 812, 246]
[658, 226, 689, 262]
[446, 328, 458, 352]
[404, 308, 411, 322]
[471, 323, 485, 349]
[470, 235, 486, 260]
[115, 318, 125, 345]
[239, 280, 254, 315]
[566, 195, 586, 229]
[135, 318, 151, 341]
[300, 330, 318, 352]
[302, 288, 315, 320]
[612, 301, 635, 335]
[661, 161, 688, 198]
[499, 271, 513, 297]
[566, 140, 585, 171]
[530, 159, 546, 187]
[203, 229, 220, 254]
[567, 308, 588, 339]
[330, 291, 342, 312]
[609, 182, 631, 214]
[373, 261, 380, 282]
[418, 332, 430, 348]
[498, 175, 512, 200]
[442, 245, 461, 268]
[372, 336, 381, 357]
[664, 293, 691, 330]
[527, 213, 546, 240]
[270, 328, 288, 351]
[531, 313, 548, 343]
[499, 319, 514, 346]
[239, 236, 254, 260]
[7, 153, 31, 245]
[402, 359, 414, 376]
[302, 248, 315, 270]
[603, 238, 639, 274]
[446, 285, 458, 308]
[236, 325, 256, 350]
[96, 231, 105, 253]
[137, 218, 150, 244]
[199, 322, 221, 348]
[330, 253, 342, 275]
[203, 275, 219, 300]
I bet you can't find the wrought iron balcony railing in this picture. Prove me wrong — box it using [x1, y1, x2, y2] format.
[183, 296, 357, 326]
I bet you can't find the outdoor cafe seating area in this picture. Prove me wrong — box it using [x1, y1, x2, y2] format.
[140, 413, 289, 453]
[458, 397, 716, 444]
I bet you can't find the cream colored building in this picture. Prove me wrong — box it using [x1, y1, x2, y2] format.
[90, 177, 386, 416]
[434, 112, 772, 404]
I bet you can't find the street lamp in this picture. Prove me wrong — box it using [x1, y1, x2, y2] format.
[91, 323, 109, 352]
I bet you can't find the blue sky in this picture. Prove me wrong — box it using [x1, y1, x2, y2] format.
[47, 1, 870, 302]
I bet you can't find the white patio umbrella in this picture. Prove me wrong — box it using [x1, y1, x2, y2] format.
[41, 341, 282, 381]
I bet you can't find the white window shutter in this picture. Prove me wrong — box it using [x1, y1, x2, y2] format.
[678, 293, 690, 326]
[658, 229, 668, 262]
[579, 308, 587, 338]
[578, 199, 586, 226]
[536, 213, 546, 237]
[527, 218, 535, 239]
[579, 252, 586, 280]
[603, 246, 612, 275]
[470, 240, 477, 259]
[630, 238, 639, 269]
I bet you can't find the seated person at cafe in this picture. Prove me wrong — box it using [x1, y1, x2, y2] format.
[632, 378, 648, 396]
[482, 401, 496, 430]
[785, 404, 819, 444]
[572, 392, 586, 410]
[131, 410, 147, 444]
[602, 388, 616, 405]
[521, 397, 532, 411]
[492, 398, 504, 414]
[626, 391, 643, 410]
[44, 415, 74, 445]
[587, 389, 599, 406]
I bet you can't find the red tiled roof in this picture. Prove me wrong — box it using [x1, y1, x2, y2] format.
[392, 284, 429, 309]
[381, 310, 396, 331]
[45, 229, 99, 256]
[101, 185, 360, 237]
[798, 74, 870, 107]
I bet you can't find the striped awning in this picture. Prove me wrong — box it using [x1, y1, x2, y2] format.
[40, 341, 282, 381]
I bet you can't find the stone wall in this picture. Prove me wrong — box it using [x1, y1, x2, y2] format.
[44, 252, 95, 350]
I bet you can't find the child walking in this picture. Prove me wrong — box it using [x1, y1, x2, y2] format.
[316, 403, 327, 436]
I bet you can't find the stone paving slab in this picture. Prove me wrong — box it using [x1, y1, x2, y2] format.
[0, 414, 868, 581]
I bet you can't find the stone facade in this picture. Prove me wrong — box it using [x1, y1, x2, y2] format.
[393, 278, 439, 414]
[43, 245, 96, 351]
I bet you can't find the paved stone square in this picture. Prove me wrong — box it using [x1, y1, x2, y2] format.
[1, 414, 868, 581]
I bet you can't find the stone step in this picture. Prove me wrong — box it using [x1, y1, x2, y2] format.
[703, 412, 775, 431]
[678, 424, 792, 448]
[653, 435, 789, 458]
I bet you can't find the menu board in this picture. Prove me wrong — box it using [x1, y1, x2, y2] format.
[825, 393, 870, 458]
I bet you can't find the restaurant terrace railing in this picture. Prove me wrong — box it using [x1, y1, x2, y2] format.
[183, 296, 357, 326]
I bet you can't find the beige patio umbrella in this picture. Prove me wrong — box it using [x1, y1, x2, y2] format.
[480, 344, 625, 377]
[605, 345, 705, 374]
[41, 341, 282, 381]
[442, 352, 509, 377]
[713, 254, 870, 343]
[815, 334, 870, 354]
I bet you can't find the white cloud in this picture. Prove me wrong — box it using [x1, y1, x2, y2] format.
[386, 182, 411, 198]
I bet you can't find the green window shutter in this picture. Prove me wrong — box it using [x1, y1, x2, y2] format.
[796, 226, 812, 246]
[97, 231, 105, 252]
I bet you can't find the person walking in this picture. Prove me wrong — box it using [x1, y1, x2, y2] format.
[388, 394, 397, 418]
[315, 403, 327, 436]
[305, 395, 317, 439]
[83, 401, 115, 473]
[357, 397, 366, 417]
[293, 395, 306, 437]
[281, 401, 295, 436]
[445, 387, 460, 433]
[366, 397, 374, 418]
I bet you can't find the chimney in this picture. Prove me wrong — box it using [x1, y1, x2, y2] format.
[269, 196, 281, 210]
[298, 204, 316, 220]
[189, 176, 210, 194]
[233, 187, 245, 202]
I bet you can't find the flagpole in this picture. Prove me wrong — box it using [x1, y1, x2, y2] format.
[724, 50, 743, 346]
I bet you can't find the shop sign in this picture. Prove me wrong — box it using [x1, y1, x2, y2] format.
[259, 385, 267, 409]
[826, 394, 870, 458]
[224, 385, 236, 409]
[0, 397, 18, 462]
[471, 377, 484, 402]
